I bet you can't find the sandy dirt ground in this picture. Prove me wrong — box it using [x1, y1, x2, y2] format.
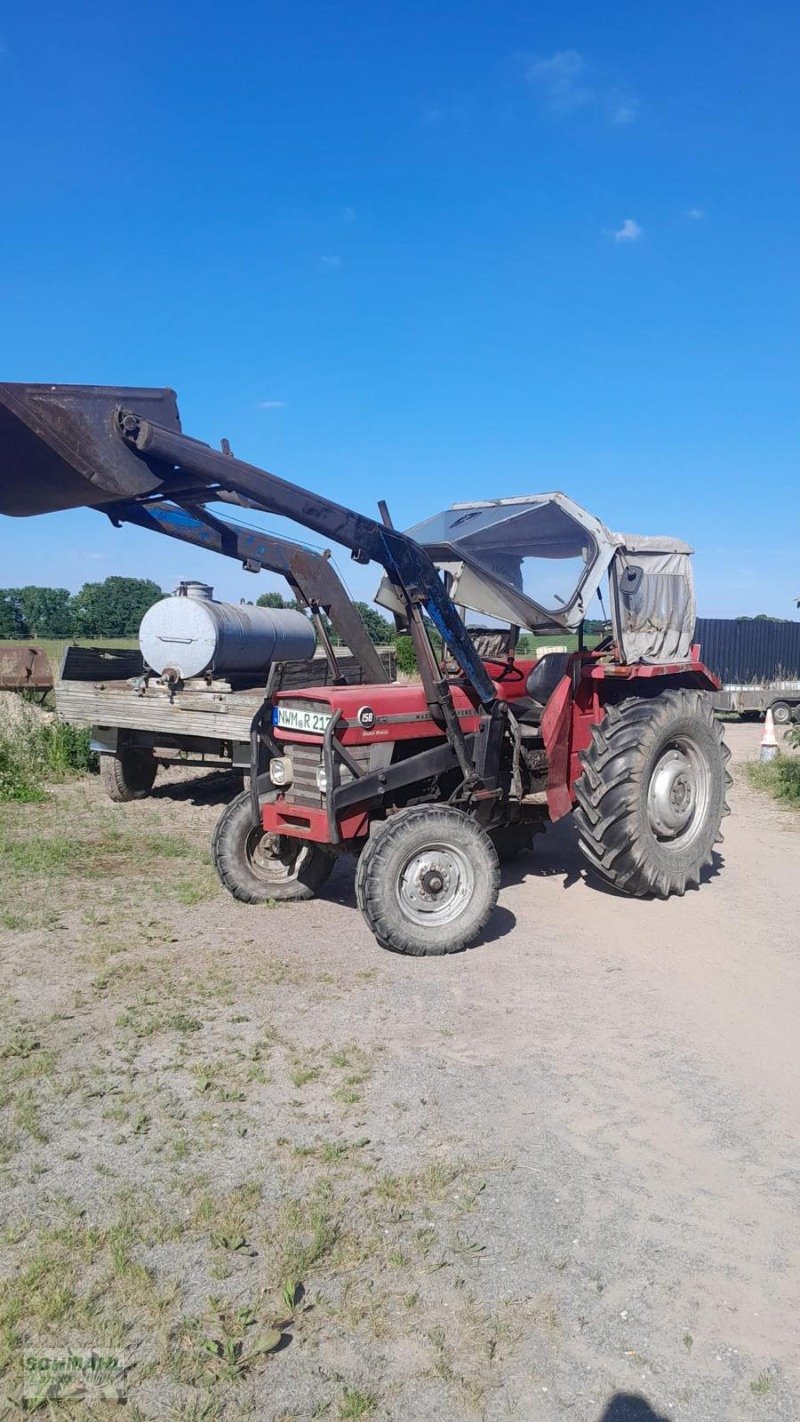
[0, 721, 798, 1421]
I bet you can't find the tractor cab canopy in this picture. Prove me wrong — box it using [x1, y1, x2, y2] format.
[377, 494, 696, 665]
[377, 493, 615, 631]
[608, 531, 696, 663]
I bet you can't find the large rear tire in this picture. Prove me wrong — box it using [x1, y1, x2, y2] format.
[356, 805, 500, 955]
[99, 749, 158, 802]
[573, 689, 731, 898]
[212, 786, 334, 903]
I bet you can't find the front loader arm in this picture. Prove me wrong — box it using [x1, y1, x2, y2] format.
[0, 381, 494, 706]
[117, 411, 496, 706]
[106, 498, 390, 685]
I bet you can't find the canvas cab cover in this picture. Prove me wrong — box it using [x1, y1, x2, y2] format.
[378, 494, 696, 665]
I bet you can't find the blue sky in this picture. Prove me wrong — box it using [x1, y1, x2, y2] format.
[0, 0, 798, 616]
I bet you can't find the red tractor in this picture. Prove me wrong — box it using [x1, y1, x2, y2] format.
[0, 385, 730, 955]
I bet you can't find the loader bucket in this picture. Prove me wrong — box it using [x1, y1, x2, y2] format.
[0, 383, 182, 517]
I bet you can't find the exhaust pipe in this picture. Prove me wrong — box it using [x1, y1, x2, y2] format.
[0, 383, 182, 516]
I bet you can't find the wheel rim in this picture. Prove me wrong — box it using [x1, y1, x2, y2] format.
[646, 736, 711, 847]
[395, 842, 475, 927]
[246, 826, 310, 885]
[772, 703, 790, 725]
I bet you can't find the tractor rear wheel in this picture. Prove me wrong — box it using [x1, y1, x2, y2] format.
[213, 785, 334, 903]
[573, 689, 730, 898]
[99, 748, 158, 802]
[356, 805, 500, 955]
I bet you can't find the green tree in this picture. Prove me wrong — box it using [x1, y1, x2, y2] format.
[353, 601, 395, 645]
[13, 586, 74, 638]
[72, 577, 163, 637]
[256, 590, 291, 609]
[394, 634, 418, 675]
[0, 591, 27, 639]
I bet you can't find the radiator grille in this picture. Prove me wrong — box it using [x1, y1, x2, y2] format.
[282, 739, 372, 809]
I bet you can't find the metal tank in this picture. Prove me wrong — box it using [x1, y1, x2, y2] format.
[139, 581, 316, 680]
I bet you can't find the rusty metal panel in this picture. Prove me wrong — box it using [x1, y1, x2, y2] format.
[0, 645, 54, 691]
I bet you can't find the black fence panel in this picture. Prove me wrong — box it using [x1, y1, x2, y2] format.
[695, 618, 800, 684]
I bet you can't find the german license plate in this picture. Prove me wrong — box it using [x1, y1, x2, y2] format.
[274, 705, 332, 735]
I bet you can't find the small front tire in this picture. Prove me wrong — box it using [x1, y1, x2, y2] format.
[212, 787, 334, 903]
[770, 701, 791, 726]
[356, 805, 500, 956]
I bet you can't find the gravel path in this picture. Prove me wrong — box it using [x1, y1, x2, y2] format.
[1, 721, 798, 1420]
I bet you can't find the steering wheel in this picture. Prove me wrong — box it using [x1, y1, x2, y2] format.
[481, 657, 526, 682]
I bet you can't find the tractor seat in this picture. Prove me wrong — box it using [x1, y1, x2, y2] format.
[509, 652, 571, 727]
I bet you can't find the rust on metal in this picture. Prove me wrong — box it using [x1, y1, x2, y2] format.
[0, 645, 54, 692]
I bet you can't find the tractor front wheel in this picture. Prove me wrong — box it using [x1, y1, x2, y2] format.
[212, 786, 334, 903]
[356, 805, 500, 955]
[574, 689, 731, 898]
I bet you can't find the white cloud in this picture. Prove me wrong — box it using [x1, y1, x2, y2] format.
[613, 218, 642, 243]
[526, 50, 591, 113]
[258, 400, 285, 410]
[686, 207, 705, 220]
[526, 50, 637, 126]
[320, 254, 342, 270]
[611, 98, 638, 125]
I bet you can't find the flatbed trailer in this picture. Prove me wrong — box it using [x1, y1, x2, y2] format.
[712, 682, 800, 725]
[56, 643, 395, 796]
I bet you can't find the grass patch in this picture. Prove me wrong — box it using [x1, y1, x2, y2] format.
[0, 703, 95, 802]
[746, 755, 800, 807]
[338, 1387, 378, 1419]
[750, 1370, 775, 1396]
[116, 999, 203, 1040]
[0, 1192, 180, 1380]
[376, 1160, 460, 1208]
[0, 824, 194, 880]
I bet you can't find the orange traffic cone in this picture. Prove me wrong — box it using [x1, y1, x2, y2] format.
[759, 708, 778, 762]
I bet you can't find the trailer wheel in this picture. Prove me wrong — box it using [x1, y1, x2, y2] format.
[99, 749, 158, 802]
[770, 700, 791, 726]
[573, 689, 731, 899]
[356, 806, 500, 956]
[212, 786, 334, 903]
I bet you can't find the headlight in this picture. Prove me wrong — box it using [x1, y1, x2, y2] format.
[269, 757, 293, 787]
[315, 766, 328, 793]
